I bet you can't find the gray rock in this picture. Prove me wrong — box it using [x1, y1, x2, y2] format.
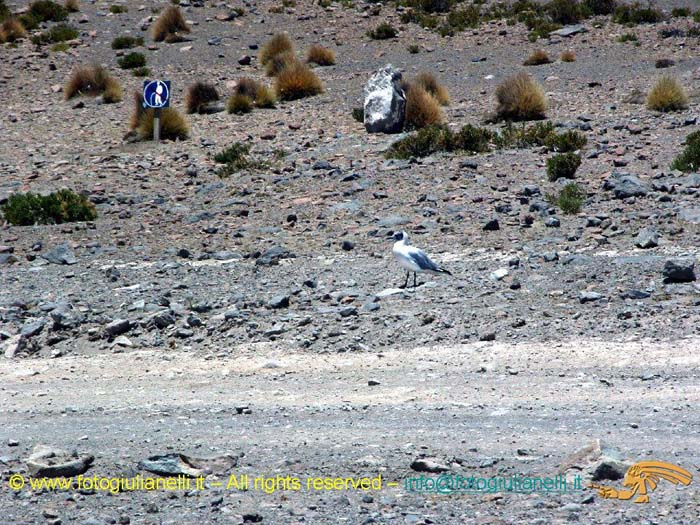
[679, 207, 700, 224]
[663, 259, 696, 283]
[410, 458, 449, 473]
[25, 445, 94, 478]
[0, 253, 18, 265]
[139, 453, 238, 477]
[21, 319, 45, 339]
[104, 319, 131, 338]
[256, 246, 295, 266]
[545, 217, 560, 228]
[42, 244, 77, 265]
[483, 218, 499, 231]
[634, 228, 658, 249]
[550, 24, 587, 37]
[151, 311, 176, 329]
[268, 295, 290, 309]
[363, 64, 406, 134]
[579, 291, 603, 303]
[3, 334, 24, 358]
[602, 172, 648, 199]
[560, 439, 632, 485]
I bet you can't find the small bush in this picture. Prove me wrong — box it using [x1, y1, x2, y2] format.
[185, 81, 219, 114]
[227, 93, 253, 114]
[547, 0, 585, 25]
[32, 24, 78, 45]
[523, 49, 552, 65]
[368, 22, 397, 39]
[255, 85, 277, 108]
[307, 44, 335, 66]
[655, 58, 675, 69]
[544, 129, 587, 152]
[670, 131, 700, 172]
[404, 83, 443, 129]
[29, 0, 68, 22]
[547, 182, 585, 214]
[265, 51, 298, 77]
[387, 125, 454, 159]
[560, 50, 576, 62]
[408, 44, 420, 53]
[453, 124, 494, 153]
[495, 121, 556, 149]
[612, 2, 662, 25]
[109, 4, 127, 13]
[117, 51, 146, 69]
[214, 143, 262, 176]
[152, 5, 190, 42]
[672, 7, 690, 17]
[259, 33, 294, 65]
[646, 76, 687, 112]
[275, 61, 323, 100]
[65, 0, 79, 12]
[0, 1, 9, 22]
[583, 0, 616, 15]
[547, 152, 581, 181]
[352, 107, 364, 122]
[64, 64, 122, 102]
[130, 92, 189, 141]
[413, 71, 450, 105]
[131, 66, 150, 77]
[1, 189, 96, 226]
[617, 32, 638, 42]
[18, 13, 40, 30]
[0, 18, 28, 42]
[495, 72, 547, 121]
[111, 35, 143, 49]
[51, 42, 69, 51]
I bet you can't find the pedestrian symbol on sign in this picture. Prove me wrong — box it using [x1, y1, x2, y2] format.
[142, 80, 171, 109]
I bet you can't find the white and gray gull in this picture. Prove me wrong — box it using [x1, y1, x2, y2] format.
[392, 231, 452, 289]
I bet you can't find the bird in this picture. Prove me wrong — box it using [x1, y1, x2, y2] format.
[392, 231, 452, 290]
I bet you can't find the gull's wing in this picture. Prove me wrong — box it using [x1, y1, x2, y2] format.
[406, 246, 441, 272]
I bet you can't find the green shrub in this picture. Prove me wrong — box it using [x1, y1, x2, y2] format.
[547, 152, 581, 181]
[368, 22, 398, 39]
[452, 124, 494, 152]
[0, 1, 10, 22]
[544, 129, 587, 152]
[546, 183, 584, 214]
[547, 0, 585, 25]
[214, 143, 259, 176]
[51, 42, 69, 51]
[32, 24, 78, 45]
[672, 7, 690, 17]
[19, 13, 40, 30]
[583, 0, 616, 15]
[29, 0, 68, 22]
[670, 131, 700, 172]
[109, 4, 128, 13]
[617, 32, 638, 42]
[1, 189, 97, 226]
[132, 66, 150, 77]
[118, 52, 146, 69]
[612, 2, 662, 25]
[408, 43, 420, 53]
[111, 35, 143, 49]
[495, 121, 556, 148]
[352, 107, 364, 123]
[386, 124, 494, 159]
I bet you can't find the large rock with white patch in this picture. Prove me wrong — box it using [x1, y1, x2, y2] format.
[363, 64, 405, 134]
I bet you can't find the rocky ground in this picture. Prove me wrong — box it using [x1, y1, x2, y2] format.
[2, 0, 700, 522]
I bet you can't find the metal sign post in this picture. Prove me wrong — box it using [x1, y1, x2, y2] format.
[142, 80, 171, 143]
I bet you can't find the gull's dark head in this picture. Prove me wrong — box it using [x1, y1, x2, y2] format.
[392, 231, 408, 242]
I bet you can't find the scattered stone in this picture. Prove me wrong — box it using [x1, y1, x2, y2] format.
[635, 228, 658, 249]
[662, 259, 696, 283]
[483, 219, 499, 231]
[256, 246, 295, 266]
[139, 453, 238, 477]
[25, 445, 94, 478]
[410, 458, 449, 473]
[42, 244, 77, 265]
[268, 295, 290, 309]
[104, 319, 131, 338]
[551, 24, 587, 37]
[579, 291, 603, 303]
[603, 172, 648, 199]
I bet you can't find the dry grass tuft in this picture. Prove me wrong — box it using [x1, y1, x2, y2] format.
[560, 50, 576, 62]
[523, 49, 552, 66]
[255, 85, 277, 108]
[227, 93, 253, 114]
[235, 77, 262, 99]
[152, 6, 190, 42]
[131, 91, 189, 141]
[64, 64, 122, 103]
[265, 51, 298, 77]
[64, 0, 79, 12]
[646, 76, 688, 112]
[0, 18, 28, 42]
[495, 72, 547, 121]
[413, 71, 450, 106]
[275, 61, 323, 100]
[259, 33, 294, 65]
[404, 83, 443, 130]
[307, 44, 335, 66]
[185, 81, 219, 114]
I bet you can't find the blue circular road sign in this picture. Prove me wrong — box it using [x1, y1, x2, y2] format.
[143, 80, 171, 109]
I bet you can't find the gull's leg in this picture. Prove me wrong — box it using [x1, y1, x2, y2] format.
[413, 272, 417, 290]
[402, 271, 409, 289]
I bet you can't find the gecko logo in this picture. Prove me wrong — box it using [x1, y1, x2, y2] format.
[590, 461, 692, 503]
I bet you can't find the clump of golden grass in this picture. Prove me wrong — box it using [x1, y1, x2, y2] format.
[413, 71, 450, 106]
[152, 5, 190, 42]
[495, 72, 547, 121]
[227, 93, 253, 114]
[185, 81, 219, 114]
[130, 91, 189, 140]
[275, 61, 323, 101]
[523, 49, 552, 66]
[560, 50, 576, 62]
[266, 51, 297, 77]
[404, 83, 443, 130]
[307, 44, 335, 66]
[646, 76, 688, 112]
[233, 78, 277, 108]
[64, 64, 122, 103]
[259, 33, 294, 66]
[0, 18, 28, 42]
[65, 0, 79, 12]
